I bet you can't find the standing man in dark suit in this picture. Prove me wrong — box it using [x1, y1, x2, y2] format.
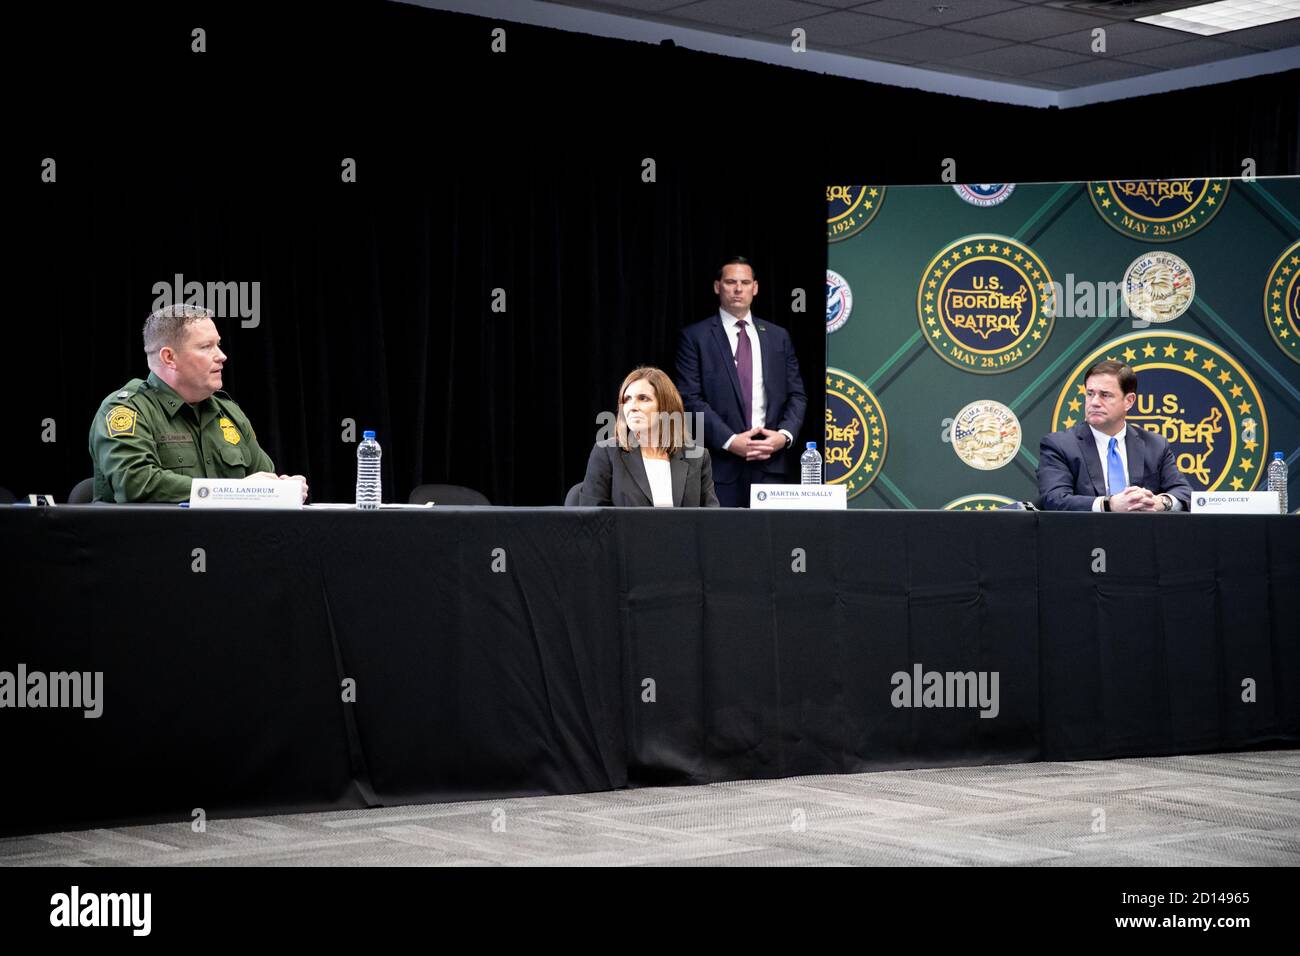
[1038, 360, 1192, 512]
[675, 257, 807, 507]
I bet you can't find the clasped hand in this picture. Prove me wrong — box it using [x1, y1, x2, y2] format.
[1111, 486, 1162, 512]
[729, 428, 785, 461]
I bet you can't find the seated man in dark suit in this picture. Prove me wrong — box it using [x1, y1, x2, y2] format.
[579, 366, 719, 508]
[674, 256, 807, 507]
[1038, 359, 1192, 512]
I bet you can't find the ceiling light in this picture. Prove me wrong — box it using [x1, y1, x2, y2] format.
[1137, 0, 1300, 36]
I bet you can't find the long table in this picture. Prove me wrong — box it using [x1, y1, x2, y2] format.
[2, 506, 1296, 836]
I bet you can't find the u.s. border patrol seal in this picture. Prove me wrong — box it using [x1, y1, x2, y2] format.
[950, 400, 1021, 470]
[1088, 179, 1229, 242]
[824, 368, 886, 498]
[942, 494, 1016, 511]
[826, 270, 853, 334]
[1051, 331, 1268, 492]
[219, 417, 241, 445]
[1264, 239, 1300, 364]
[1122, 251, 1195, 325]
[106, 405, 136, 438]
[953, 184, 1015, 207]
[827, 185, 885, 243]
[918, 234, 1055, 374]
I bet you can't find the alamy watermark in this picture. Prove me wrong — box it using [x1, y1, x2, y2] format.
[50, 886, 150, 936]
[594, 410, 705, 458]
[152, 273, 260, 328]
[0, 664, 103, 718]
[891, 663, 999, 719]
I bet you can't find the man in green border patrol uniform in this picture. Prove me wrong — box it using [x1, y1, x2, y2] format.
[89, 304, 308, 503]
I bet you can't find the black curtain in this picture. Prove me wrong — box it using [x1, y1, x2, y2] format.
[7, 0, 1298, 504]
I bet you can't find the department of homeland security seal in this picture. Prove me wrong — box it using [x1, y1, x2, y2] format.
[824, 368, 887, 498]
[953, 184, 1015, 207]
[827, 185, 885, 243]
[1122, 251, 1195, 325]
[826, 270, 853, 334]
[1263, 239, 1300, 364]
[917, 235, 1055, 374]
[950, 400, 1021, 470]
[1051, 331, 1268, 492]
[942, 494, 1016, 511]
[1088, 179, 1229, 242]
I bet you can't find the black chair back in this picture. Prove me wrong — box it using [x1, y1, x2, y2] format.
[408, 483, 491, 506]
[68, 478, 95, 504]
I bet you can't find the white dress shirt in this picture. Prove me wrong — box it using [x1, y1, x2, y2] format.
[717, 311, 794, 451]
[1089, 424, 1180, 511]
[643, 457, 674, 508]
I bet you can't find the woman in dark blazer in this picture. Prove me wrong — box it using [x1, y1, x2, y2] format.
[580, 366, 720, 507]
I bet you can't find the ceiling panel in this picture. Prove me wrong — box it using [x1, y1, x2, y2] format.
[1035, 20, 1205, 56]
[851, 0, 1026, 27]
[953, 6, 1114, 41]
[850, 27, 1016, 59]
[749, 10, 923, 46]
[1028, 57, 1161, 85]
[948, 43, 1091, 74]
[473, 0, 1300, 103]
[666, 0, 832, 31]
[1116, 36, 1258, 67]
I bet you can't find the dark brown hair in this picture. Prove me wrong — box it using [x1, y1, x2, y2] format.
[1085, 359, 1137, 396]
[615, 366, 688, 455]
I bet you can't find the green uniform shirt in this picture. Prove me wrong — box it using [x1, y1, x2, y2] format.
[89, 371, 276, 503]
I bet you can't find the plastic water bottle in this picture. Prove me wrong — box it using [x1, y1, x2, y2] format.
[356, 430, 382, 510]
[1267, 451, 1288, 514]
[800, 441, 822, 485]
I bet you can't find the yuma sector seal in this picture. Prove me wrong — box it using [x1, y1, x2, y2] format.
[824, 368, 887, 498]
[918, 235, 1055, 374]
[827, 185, 885, 243]
[942, 494, 1016, 511]
[950, 400, 1021, 471]
[953, 184, 1015, 208]
[826, 270, 853, 334]
[1051, 331, 1268, 492]
[1088, 179, 1229, 242]
[1122, 251, 1195, 325]
[1264, 239, 1300, 364]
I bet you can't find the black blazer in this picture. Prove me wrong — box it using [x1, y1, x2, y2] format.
[578, 441, 720, 507]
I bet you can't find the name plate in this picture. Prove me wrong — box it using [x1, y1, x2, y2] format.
[1191, 491, 1281, 515]
[750, 484, 847, 510]
[189, 479, 302, 510]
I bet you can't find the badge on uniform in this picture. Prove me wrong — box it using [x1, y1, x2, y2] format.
[106, 405, 136, 438]
[219, 417, 241, 445]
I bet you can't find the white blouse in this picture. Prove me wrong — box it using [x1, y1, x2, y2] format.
[643, 458, 674, 508]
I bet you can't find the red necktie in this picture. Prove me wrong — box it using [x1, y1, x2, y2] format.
[735, 319, 753, 426]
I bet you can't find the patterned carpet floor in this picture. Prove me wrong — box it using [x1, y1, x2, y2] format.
[4, 750, 1298, 866]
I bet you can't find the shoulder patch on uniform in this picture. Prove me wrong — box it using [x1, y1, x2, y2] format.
[219, 417, 241, 445]
[106, 405, 136, 438]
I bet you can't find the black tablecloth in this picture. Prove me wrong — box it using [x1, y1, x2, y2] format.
[2, 506, 1296, 835]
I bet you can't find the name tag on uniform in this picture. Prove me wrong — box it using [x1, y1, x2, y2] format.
[189, 479, 301, 510]
[750, 484, 847, 509]
[158, 432, 194, 444]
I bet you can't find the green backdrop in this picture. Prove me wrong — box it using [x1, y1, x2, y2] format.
[825, 178, 1300, 511]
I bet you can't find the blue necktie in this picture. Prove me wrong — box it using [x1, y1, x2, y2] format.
[1107, 436, 1126, 495]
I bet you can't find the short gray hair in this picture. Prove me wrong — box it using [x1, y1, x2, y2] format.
[143, 303, 214, 360]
